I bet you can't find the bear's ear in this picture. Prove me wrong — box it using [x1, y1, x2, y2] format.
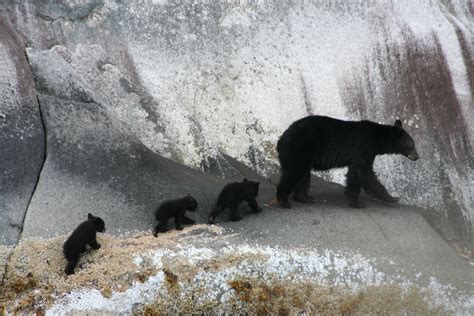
[243, 178, 248, 182]
[394, 119, 402, 128]
[88, 213, 94, 220]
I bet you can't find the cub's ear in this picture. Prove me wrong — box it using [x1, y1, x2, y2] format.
[394, 119, 402, 128]
[243, 178, 248, 182]
[88, 213, 94, 220]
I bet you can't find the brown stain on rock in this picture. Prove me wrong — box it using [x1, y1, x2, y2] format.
[163, 269, 180, 295]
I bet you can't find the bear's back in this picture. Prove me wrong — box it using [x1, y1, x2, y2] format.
[63, 221, 94, 258]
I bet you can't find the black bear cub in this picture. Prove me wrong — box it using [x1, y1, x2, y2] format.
[63, 213, 105, 275]
[277, 116, 419, 208]
[153, 195, 198, 236]
[208, 178, 262, 224]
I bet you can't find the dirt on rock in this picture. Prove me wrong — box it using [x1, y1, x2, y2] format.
[0, 224, 448, 314]
[0, 225, 224, 313]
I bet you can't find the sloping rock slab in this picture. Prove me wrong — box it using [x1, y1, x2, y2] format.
[22, 93, 251, 238]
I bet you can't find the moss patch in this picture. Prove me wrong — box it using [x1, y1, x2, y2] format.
[225, 278, 445, 315]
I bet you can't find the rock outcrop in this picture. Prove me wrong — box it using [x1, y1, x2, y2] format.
[0, 2, 472, 312]
[0, 16, 44, 246]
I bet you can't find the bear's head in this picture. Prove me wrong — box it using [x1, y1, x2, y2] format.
[88, 213, 106, 233]
[243, 178, 260, 197]
[183, 195, 198, 212]
[393, 120, 419, 161]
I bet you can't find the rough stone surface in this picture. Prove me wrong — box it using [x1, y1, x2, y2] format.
[0, 16, 44, 246]
[4, 0, 472, 244]
[27, 48, 96, 103]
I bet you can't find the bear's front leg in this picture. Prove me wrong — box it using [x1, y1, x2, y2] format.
[247, 198, 263, 213]
[183, 215, 196, 225]
[362, 169, 399, 203]
[88, 238, 101, 250]
[208, 206, 225, 224]
[345, 166, 365, 208]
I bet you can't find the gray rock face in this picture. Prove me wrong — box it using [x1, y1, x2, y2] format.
[0, 17, 44, 245]
[1, 0, 473, 248]
[27, 48, 96, 103]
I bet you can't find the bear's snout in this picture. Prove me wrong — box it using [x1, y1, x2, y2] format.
[407, 151, 419, 161]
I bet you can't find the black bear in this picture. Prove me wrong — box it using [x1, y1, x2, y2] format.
[276, 116, 419, 208]
[153, 195, 198, 236]
[63, 213, 105, 275]
[208, 178, 262, 224]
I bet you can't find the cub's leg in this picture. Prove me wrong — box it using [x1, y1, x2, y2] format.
[230, 205, 242, 221]
[153, 219, 169, 236]
[183, 215, 196, 225]
[88, 235, 101, 250]
[175, 214, 184, 230]
[65, 254, 79, 275]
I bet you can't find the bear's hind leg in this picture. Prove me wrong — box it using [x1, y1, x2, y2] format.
[230, 205, 242, 221]
[345, 165, 365, 208]
[153, 219, 169, 236]
[293, 171, 315, 203]
[208, 206, 225, 224]
[277, 169, 306, 208]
